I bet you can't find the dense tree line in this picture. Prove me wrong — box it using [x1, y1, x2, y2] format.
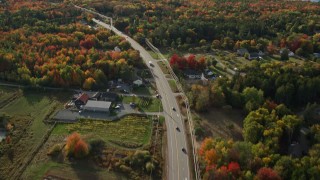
[87, 0, 320, 56]
[0, 5, 143, 89]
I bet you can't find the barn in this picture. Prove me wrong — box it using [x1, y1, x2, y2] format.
[83, 100, 112, 113]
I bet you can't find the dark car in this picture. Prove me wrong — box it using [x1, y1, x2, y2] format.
[172, 107, 176, 111]
[182, 148, 187, 154]
[176, 127, 180, 132]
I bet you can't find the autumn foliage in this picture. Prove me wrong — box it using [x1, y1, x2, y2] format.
[256, 167, 281, 180]
[170, 54, 206, 71]
[65, 132, 89, 158]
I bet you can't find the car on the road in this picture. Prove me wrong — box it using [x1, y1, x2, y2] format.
[182, 148, 187, 154]
[156, 94, 161, 98]
[172, 107, 176, 111]
[149, 61, 154, 67]
[115, 105, 121, 109]
[79, 110, 82, 114]
[176, 127, 180, 132]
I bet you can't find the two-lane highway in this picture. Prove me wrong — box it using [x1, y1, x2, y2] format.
[92, 19, 190, 180]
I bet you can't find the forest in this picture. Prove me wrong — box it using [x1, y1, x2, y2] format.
[183, 60, 320, 179]
[87, 0, 320, 57]
[0, 2, 143, 89]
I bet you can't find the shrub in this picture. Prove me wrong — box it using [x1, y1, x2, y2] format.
[47, 144, 62, 156]
[65, 132, 89, 158]
[145, 161, 155, 173]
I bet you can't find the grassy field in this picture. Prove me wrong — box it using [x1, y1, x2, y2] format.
[0, 87, 22, 108]
[132, 86, 155, 96]
[195, 108, 245, 141]
[0, 87, 70, 179]
[22, 115, 154, 179]
[121, 96, 163, 112]
[23, 160, 127, 180]
[52, 115, 153, 147]
[168, 79, 179, 93]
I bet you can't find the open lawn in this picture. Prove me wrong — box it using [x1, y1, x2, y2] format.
[168, 79, 179, 93]
[121, 96, 163, 112]
[132, 86, 155, 96]
[0, 88, 70, 179]
[195, 108, 245, 141]
[53, 115, 153, 148]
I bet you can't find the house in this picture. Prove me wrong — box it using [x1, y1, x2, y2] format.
[314, 53, 320, 59]
[183, 69, 202, 79]
[83, 100, 112, 113]
[280, 49, 295, 57]
[237, 48, 249, 56]
[205, 69, 215, 77]
[247, 52, 260, 60]
[133, 79, 143, 87]
[99, 92, 118, 102]
[114, 46, 121, 52]
[74, 93, 89, 108]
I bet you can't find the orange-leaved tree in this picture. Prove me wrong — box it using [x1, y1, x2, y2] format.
[65, 132, 89, 158]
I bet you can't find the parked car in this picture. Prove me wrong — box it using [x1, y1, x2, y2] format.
[130, 102, 136, 108]
[172, 107, 176, 111]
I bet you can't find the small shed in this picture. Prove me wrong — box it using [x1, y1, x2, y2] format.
[84, 100, 112, 113]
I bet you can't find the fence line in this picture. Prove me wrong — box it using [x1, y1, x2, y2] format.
[145, 39, 201, 180]
[12, 122, 57, 180]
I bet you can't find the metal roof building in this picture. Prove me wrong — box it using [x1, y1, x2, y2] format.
[84, 100, 112, 113]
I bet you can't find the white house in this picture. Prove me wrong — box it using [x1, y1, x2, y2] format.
[133, 79, 143, 86]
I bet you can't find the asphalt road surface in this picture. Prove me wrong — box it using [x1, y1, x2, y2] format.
[92, 19, 190, 180]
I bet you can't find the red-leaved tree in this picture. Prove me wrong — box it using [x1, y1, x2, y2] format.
[228, 161, 240, 177]
[256, 167, 281, 180]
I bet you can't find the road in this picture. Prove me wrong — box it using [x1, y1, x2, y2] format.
[92, 19, 191, 180]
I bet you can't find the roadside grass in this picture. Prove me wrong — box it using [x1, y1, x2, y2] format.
[52, 115, 153, 148]
[121, 96, 163, 112]
[168, 79, 179, 93]
[148, 50, 159, 59]
[157, 61, 170, 74]
[0, 89, 70, 179]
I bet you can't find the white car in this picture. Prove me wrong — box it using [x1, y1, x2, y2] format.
[149, 61, 154, 67]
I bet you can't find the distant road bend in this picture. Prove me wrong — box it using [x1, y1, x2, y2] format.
[73, 5, 192, 180]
